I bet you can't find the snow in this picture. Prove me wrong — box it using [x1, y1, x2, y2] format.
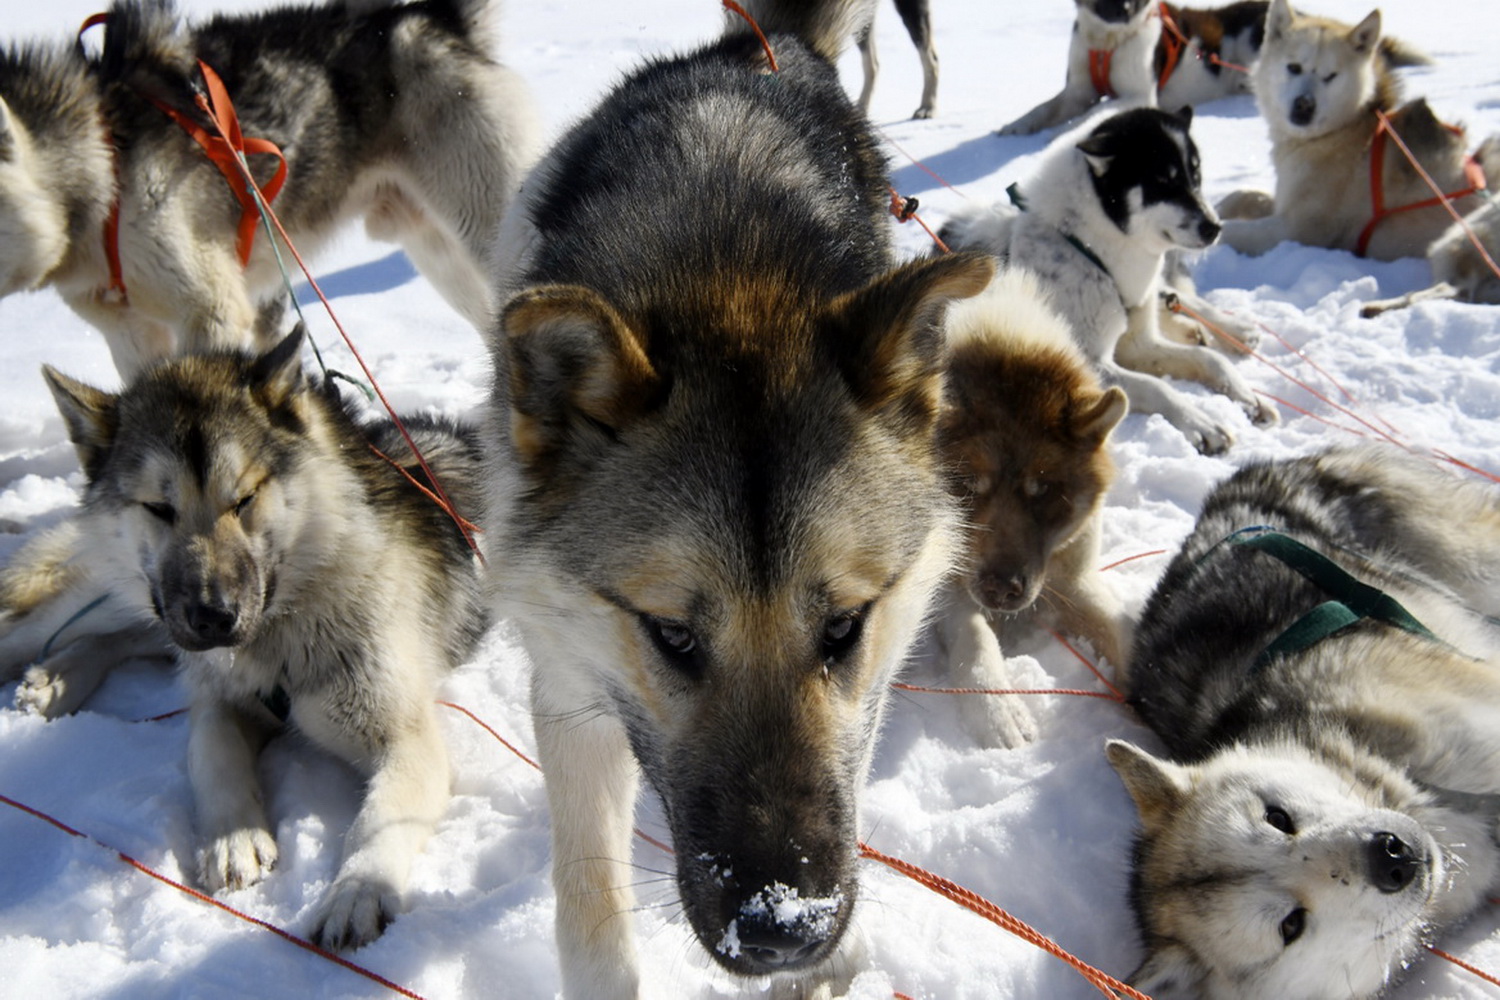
[3, 0, 1500, 997]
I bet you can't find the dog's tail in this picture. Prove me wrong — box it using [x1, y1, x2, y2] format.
[1378, 34, 1431, 69]
[724, 0, 875, 64]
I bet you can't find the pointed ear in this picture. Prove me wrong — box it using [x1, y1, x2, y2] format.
[1076, 132, 1115, 177]
[43, 366, 119, 479]
[1073, 386, 1128, 443]
[1129, 942, 1208, 999]
[502, 284, 660, 463]
[1106, 739, 1192, 832]
[0, 96, 15, 160]
[830, 252, 994, 425]
[1175, 105, 1193, 128]
[247, 323, 306, 411]
[1265, 0, 1294, 41]
[1349, 9, 1381, 54]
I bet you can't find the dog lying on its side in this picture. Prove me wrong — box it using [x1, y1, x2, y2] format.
[1220, 0, 1496, 263]
[1111, 445, 1500, 999]
[0, 328, 487, 951]
[945, 105, 1275, 455]
[934, 268, 1129, 749]
[485, 1, 995, 995]
[1361, 177, 1500, 316]
[0, 0, 537, 376]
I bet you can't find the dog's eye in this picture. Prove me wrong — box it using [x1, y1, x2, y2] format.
[1279, 906, 1307, 945]
[821, 606, 868, 666]
[1287, 62, 1303, 75]
[1322, 71, 1338, 83]
[234, 492, 256, 517]
[1265, 805, 1296, 834]
[142, 501, 176, 524]
[642, 615, 700, 672]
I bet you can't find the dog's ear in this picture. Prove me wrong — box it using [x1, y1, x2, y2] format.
[43, 366, 120, 480]
[1174, 105, 1193, 128]
[1129, 943, 1208, 999]
[248, 323, 306, 411]
[1264, 0, 1295, 42]
[0, 97, 13, 160]
[1073, 386, 1128, 444]
[502, 284, 660, 463]
[1106, 739, 1191, 831]
[829, 252, 995, 426]
[1076, 131, 1115, 177]
[1349, 8, 1382, 55]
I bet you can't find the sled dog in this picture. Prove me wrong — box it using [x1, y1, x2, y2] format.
[1110, 446, 1500, 999]
[854, 0, 940, 119]
[0, 0, 537, 376]
[0, 328, 487, 951]
[997, 0, 1424, 137]
[485, 0, 994, 994]
[933, 268, 1129, 749]
[1220, 0, 1495, 262]
[945, 105, 1274, 455]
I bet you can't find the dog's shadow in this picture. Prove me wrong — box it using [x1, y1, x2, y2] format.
[889, 132, 1044, 194]
[294, 250, 419, 307]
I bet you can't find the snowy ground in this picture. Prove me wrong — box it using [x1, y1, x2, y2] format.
[3, 0, 1500, 997]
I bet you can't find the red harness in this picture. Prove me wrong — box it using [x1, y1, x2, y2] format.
[1155, 4, 1188, 90]
[1355, 115, 1487, 258]
[1088, 5, 1181, 100]
[80, 14, 287, 303]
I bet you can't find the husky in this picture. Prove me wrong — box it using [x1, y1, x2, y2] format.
[932, 268, 1129, 749]
[1220, 0, 1495, 262]
[1109, 446, 1500, 999]
[0, 328, 487, 951]
[945, 105, 1275, 455]
[1360, 175, 1500, 316]
[854, 0, 940, 119]
[0, 0, 536, 376]
[484, 0, 995, 994]
[996, 0, 1425, 137]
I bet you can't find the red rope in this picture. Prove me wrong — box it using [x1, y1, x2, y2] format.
[0, 792, 426, 999]
[1098, 550, 1166, 573]
[722, 0, 778, 71]
[1048, 629, 1124, 700]
[1428, 945, 1500, 989]
[889, 187, 951, 253]
[1357, 111, 1492, 262]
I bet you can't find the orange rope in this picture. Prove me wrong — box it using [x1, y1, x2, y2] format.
[889, 187, 951, 253]
[1048, 629, 1124, 700]
[0, 792, 426, 999]
[722, 0, 778, 71]
[1098, 550, 1166, 573]
[1427, 945, 1500, 989]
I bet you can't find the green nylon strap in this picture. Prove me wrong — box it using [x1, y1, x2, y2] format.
[1224, 528, 1440, 669]
[1004, 182, 1112, 279]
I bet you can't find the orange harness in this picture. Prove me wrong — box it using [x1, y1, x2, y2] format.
[1155, 4, 1188, 90]
[1355, 116, 1487, 258]
[1088, 48, 1117, 98]
[80, 14, 287, 302]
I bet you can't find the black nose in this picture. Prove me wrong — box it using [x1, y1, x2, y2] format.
[1198, 217, 1222, 243]
[735, 912, 830, 973]
[186, 601, 238, 645]
[1367, 832, 1421, 893]
[978, 572, 1030, 612]
[1290, 95, 1316, 126]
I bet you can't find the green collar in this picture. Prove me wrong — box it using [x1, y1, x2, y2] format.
[1005, 182, 1112, 279]
[1219, 527, 1441, 669]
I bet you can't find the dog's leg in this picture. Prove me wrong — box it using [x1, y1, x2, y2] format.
[1360, 282, 1462, 317]
[63, 295, 177, 380]
[1216, 188, 1276, 220]
[365, 184, 496, 332]
[190, 692, 279, 893]
[311, 701, 451, 951]
[997, 86, 1100, 136]
[15, 624, 169, 719]
[1220, 214, 1292, 256]
[1096, 357, 1234, 454]
[1043, 519, 1132, 682]
[894, 0, 938, 118]
[855, 23, 878, 114]
[934, 580, 1038, 749]
[1116, 305, 1277, 426]
[535, 692, 642, 999]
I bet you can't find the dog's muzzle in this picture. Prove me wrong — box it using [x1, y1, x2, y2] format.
[724, 882, 846, 973]
[1367, 831, 1423, 893]
[1290, 95, 1317, 128]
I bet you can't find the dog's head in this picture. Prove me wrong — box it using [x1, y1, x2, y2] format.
[1108, 738, 1443, 1000]
[0, 89, 70, 296]
[46, 329, 318, 653]
[1078, 106, 1222, 253]
[940, 274, 1125, 613]
[1255, 0, 1385, 138]
[1077, 0, 1157, 28]
[498, 252, 994, 977]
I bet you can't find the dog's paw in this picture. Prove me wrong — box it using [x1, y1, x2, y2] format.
[312, 874, 400, 952]
[199, 826, 278, 892]
[15, 665, 71, 719]
[960, 690, 1039, 750]
[1215, 189, 1274, 220]
[1247, 395, 1279, 426]
[1184, 418, 1234, 455]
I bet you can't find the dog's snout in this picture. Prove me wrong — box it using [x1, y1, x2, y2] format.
[732, 888, 841, 974]
[977, 572, 1030, 612]
[1367, 831, 1421, 893]
[735, 918, 827, 972]
[185, 601, 239, 646]
[1290, 94, 1316, 127]
[1198, 216, 1222, 244]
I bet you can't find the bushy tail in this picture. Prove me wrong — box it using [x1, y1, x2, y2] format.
[1378, 34, 1431, 69]
[724, 0, 876, 64]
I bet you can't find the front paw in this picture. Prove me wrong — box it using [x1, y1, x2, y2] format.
[16, 665, 71, 719]
[961, 690, 1039, 751]
[312, 874, 400, 952]
[199, 826, 277, 892]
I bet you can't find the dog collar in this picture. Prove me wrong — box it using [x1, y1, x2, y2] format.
[1006, 183, 1113, 278]
[1215, 526, 1442, 669]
